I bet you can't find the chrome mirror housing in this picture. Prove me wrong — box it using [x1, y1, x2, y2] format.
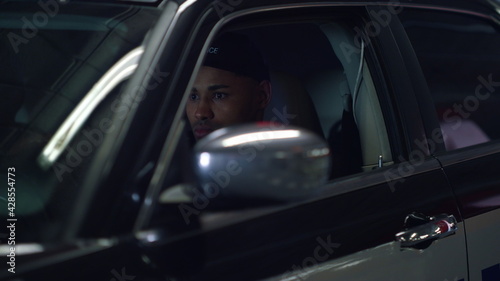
[193, 123, 330, 204]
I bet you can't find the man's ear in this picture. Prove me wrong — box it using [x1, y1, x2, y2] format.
[257, 80, 272, 109]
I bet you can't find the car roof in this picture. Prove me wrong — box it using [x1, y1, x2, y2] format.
[186, 0, 499, 17]
[12, 0, 497, 15]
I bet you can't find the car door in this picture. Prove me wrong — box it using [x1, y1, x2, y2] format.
[398, 6, 500, 281]
[134, 2, 469, 280]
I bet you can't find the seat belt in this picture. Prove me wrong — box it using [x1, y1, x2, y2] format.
[330, 40, 365, 178]
[336, 81, 363, 177]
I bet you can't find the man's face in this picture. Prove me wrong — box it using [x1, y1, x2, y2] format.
[186, 66, 269, 140]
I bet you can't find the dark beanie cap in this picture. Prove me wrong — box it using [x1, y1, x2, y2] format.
[203, 32, 269, 81]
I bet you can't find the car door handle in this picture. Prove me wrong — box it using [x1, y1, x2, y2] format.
[395, 213, 458, 249]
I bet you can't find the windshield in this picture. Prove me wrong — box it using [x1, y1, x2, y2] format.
[0, 0, 162, 242]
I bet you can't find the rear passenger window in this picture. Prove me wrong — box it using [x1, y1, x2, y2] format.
[399, 9, 500, 150]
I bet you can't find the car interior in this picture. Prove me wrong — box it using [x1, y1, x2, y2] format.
[156, 16, 397, 228]
[229, 19, 393, 178]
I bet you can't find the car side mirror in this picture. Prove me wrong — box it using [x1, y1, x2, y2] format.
[193, 123, 330, 206]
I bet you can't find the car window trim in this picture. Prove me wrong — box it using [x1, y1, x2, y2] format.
[135, 4, 377, 232]
[37, 47, 144, 171]
[137, 3, 446, 232]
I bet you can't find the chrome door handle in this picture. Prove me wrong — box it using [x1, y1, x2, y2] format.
[395, 214, 457, 249]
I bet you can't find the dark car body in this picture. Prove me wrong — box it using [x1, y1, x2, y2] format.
[1, 0, 500, 280]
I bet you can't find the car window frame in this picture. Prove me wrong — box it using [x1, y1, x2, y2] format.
[141, 2, 422, 232]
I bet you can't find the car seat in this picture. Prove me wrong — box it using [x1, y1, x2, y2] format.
[264, 70, 324, 139]
[320, 23, 393, 174]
